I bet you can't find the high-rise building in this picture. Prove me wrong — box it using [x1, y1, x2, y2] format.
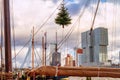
[81, 27, 108, 65]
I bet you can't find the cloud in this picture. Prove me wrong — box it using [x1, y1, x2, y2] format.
[66, 0, 91, 15]
[1, 0, 120, 67]
[10, 0, 120, 49]
[52, 0, 58, 3]
[9, 1, 120, 48]
[106, 0, 120, 4]
[9, 0, 117, 47]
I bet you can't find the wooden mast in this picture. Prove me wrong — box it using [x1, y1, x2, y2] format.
[42, 32, 47, 66]
[42, 36, 45, 66]
[0, 10, 3, 67]
[44, 32, 47, 66]
[3, 0, 12, 72]
[32, 27, 34, 69]
[55, 31, 57, 52]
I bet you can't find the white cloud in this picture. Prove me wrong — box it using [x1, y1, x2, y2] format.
[1, 0, 120, 67]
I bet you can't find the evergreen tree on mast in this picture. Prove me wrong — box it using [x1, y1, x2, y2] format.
[55, 1, 72, 28]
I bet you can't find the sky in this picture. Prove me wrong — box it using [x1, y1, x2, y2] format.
[0, 0, 120, 68]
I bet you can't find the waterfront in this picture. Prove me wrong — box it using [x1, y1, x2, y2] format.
[0, 0, 120, 79]
[68, 77, 120, 80]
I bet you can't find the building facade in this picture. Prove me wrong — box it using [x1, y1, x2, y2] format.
[49, 43, 56, 65]
[81, 27, 108, 66]
[51, 52, 61, 66]
[65, 54, 75, 67]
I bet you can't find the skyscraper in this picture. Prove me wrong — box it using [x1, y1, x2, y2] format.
[81, 27, 108, 65]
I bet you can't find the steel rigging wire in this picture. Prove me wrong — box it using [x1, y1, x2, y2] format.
[89, 0, 100, 35]
[46, 0, 100, 66]
[58, 0, 91, 49]
[14, 0, 67, 67]
[46, 0, 91, 62]
[34, 48, 39, 67]
[34, 47, 42, 67]
[13, 0, 97, 67]
[111, 0, 117, 62]
[12, 0, 63, 60]
[11, 0, 17, 69]
[0, 2, 4, 76]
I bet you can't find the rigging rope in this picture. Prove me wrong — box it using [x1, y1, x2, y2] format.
[12, 0, 64, 60]
[34, 0, 63, 37]
[34, 47, 42, 66]
[34, 48, 39, 67]
[20, 35, 32, 68]
[0, 4, 4, 75]
[90, 0, 100, 35]
[12, 39, 31, 60]
[19, 0, 66, 68]
[45, 0, 91, 62]
[111, 0, 117, 62]
[11, 0, 17, 69]
[58, 0, 91, 50]
[114, 0, 117, 56]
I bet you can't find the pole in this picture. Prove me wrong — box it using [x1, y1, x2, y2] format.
[44, 32, 47, 66]
[55, 31, 57, 52]
[1, 12, 4, 80]
[32, 27, 35, 80]
[42, 37, 45, 66]
[119, 51, 120, 67]
[32, 27, 34, 69]
[3, 0, 12, 72]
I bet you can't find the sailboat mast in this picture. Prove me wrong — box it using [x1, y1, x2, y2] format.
[0, 13, 4, 80]
[32, 27, 34, 69]
[42, 36, 45, 66]
[44, 32, 47, 66]
[55, 31, 57, 52]
[3, 0, 12, 72]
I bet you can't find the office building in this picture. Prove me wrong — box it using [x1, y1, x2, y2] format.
[81, 27, 108, 65]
